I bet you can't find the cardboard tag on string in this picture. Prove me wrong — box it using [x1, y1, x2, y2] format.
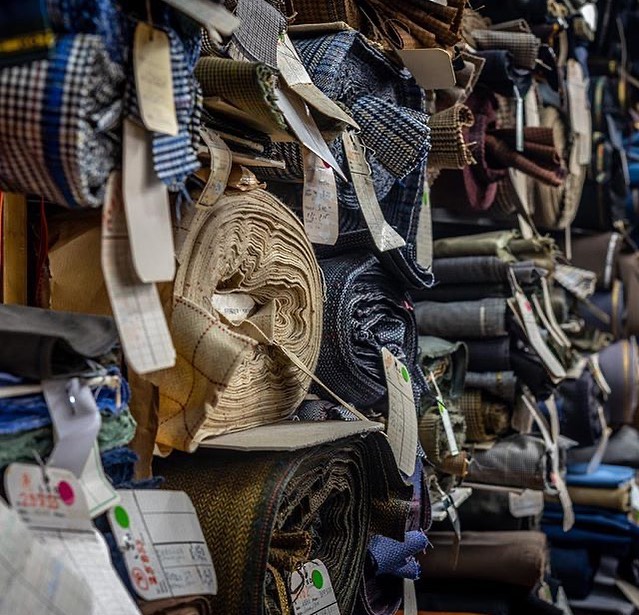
[302, 147, 339, 245]
[102, 172, 176, 374]
[198, 128, 232, 206]
[342, 131, 406, 253]
[403, 579, 418, 615]
[289, 560, 340, 615]
[133, 23, 178, 136]
[123, 118, 175, 282]
[79, 444, 120, 518]
[428, 371, 459, 456]
[383, 348, 418, 476]
[396, 48, 455, 90]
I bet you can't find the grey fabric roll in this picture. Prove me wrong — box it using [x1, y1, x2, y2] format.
[412, 284, 511, 302]
[415, 298, 507, 339]
[467, 434, 552, 490]
[568, 426, 639, 468]
[464, 371, 518, 402]
[466, 337, 511, 372]
[431, 256, 510, 285]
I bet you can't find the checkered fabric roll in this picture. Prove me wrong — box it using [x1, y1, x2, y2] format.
[460, 389, 511, 443]
[467, 434, 552, 490]
[472, 29, 541, 70]
[195, 56, 287, 133]
[429, 104, 476, 171]
[418, 406, 467, 472]
[314, 252, 428, 415]
[0, 34, 123, 208]
[286, 0, 361, 29]
[144, 189, 323, 451]
[158, 432, 412, 615]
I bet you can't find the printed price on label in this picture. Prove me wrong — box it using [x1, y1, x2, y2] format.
[289, 560, 341, 615]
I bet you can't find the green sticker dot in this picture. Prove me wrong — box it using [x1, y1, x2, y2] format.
[114, 506, 130, 529]
[401, 366, 410, 382]
[312, 569, 324, 590]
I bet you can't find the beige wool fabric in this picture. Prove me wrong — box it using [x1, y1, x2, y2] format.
[145, 189, 323, 451]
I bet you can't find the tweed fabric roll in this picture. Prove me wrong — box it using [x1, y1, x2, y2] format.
[460, 390, 510, 443]
[0, 34, 123, 208]
[145, 189, 323, 451]
[467, 434, 552, 490]
[285, 0, 361, 29]
[472, 30, 541, 69]
[314, 253, 427, 415]
[418, 409, 467, 475]
[195, 57, 287, 133]
[415, 298, 507, 339]
[428, 105, 476, 171]
[157, 433, 412, 615]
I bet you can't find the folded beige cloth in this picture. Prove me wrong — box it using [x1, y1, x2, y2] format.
[566, 484, 631, 512]
[145, 189, 323, 451]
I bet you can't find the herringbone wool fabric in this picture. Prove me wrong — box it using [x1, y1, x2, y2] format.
[157, 432, 412, 615]
[144, 189, 323, 451]
[459, 390, 510, 443]
[429, 105, 476, 171]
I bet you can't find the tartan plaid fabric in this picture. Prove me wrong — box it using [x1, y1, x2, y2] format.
[0, 34, 124, 208]
[460, 389, 511, 443]
[195, 57, 287, 133]
[472, 29, 541, 70]
[429, 104, 476, 171]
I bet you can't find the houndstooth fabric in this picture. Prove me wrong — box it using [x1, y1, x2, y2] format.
[0, 34, 123, 208]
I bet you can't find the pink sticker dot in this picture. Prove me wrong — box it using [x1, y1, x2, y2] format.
[58, 481, 75, 505]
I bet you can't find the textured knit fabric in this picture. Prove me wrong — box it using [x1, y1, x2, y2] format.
[0, 34, 123, 208]
[314, 253, 428, 415]
[460, 389, 510, 442]
[428, 104, 476, 171]
[144, 189, 323, 451]
[415, 298, 507, 339]
[157, 432, 412, 615]
[467, 434, 552, 490]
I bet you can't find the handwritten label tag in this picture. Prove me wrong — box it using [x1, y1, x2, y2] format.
[123, 118, 176, 282]
[198, 127, 232, 207]
[289, 560, 340, 615]
[102, 172, 176, 374]
[108, 490, 217, 601]
[211, 292, 256, 325]
[403, 579, 418, 615]
[0, 498, 94, 615]
[508, 489, 544, 518]
[43, 378, 101, 478]
[303, 147, 339, 245]
[133, 23, 178, 136]
[383, 348, 418, 476]
[343, 131, 406, 253]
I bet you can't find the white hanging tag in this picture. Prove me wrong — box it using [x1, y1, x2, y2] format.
[79, 444, 120, 518]
[417, 180, 433, 269]
[302, 147, 339, 245]
[514, 85, 524, 152]
[133, 23, 178, 136]
[288, 560, 340, 615]
[509, 489, 544, 518]
[382, 348, 418, 476]
[585, 404, 610, 475]
[43, 378, 101, 478]
[123, 118, 176, 283]
[108, 490, 217, 600]
[102, 171, 176, 374]
[5, 463, 141, 614]
[343, 131, 406, 252]
[158, 0, 239, 40]
[403, 579, 418, 615]
[429, 371, 459, 456]
[197, 127, 232, 207]
[0, 498, 94, 615]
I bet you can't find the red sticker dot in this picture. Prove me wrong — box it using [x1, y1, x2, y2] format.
[58, 481, 75, 505]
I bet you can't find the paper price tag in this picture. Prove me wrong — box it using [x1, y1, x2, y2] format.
[289, 560, 340, 615]
[198, 127, 232, 207]
[343, 132, 406, 253]
[80, 444, 120, 518]
[508, 489, 544, 518]
[403, 579, 418, 615]
[382, 348, 418, 476]
[211, 292, 257, 325]
[108, 490, 217, 601]
[133, 23, 178, 136]
[396, 48, 455, 90]
[429, 371, 459, 456]
[5, 463, 94, 532]
[0, 499, 94, 615]
[102, 172, 176, 374]
[303, 148, 339, 245]
[416, 181, 433, 268]
[123, 118, 176, 283]
[43, 378, 101, 478]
